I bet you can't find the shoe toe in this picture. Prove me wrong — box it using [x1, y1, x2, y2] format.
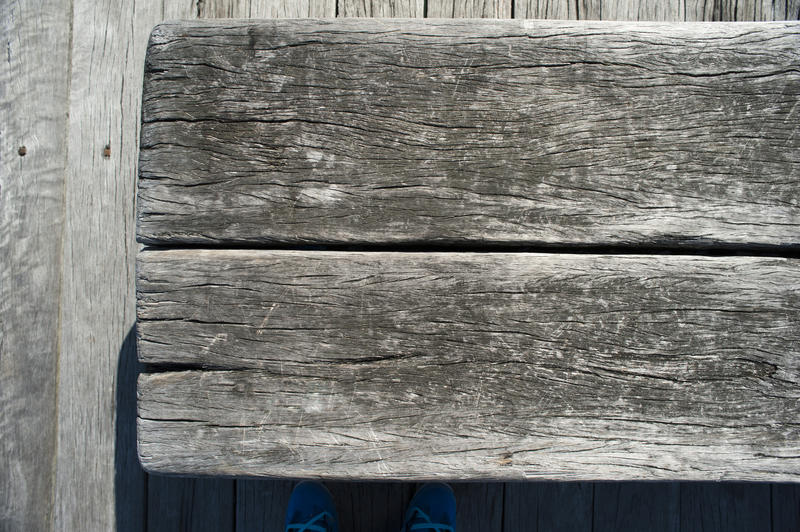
[285, 481, 338, 532]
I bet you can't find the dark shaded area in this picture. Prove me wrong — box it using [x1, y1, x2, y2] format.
[119, 325, 799, 531]
[148, 476, 235, 532]
[140, 241, 800, 259]
[115, 326, 147, 532]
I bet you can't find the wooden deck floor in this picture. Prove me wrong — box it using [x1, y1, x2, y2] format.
[3, 0, 800, 530]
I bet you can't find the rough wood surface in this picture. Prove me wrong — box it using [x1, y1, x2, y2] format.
[137, 250, 800, 480]
[198, 0, 335, 18]
[54, 1, 201, 529]
[514, 0, 800, 21]
[341, 0, 425, 16]
[137, 19, 800, 247]
[0, 0, 69, 529]
[429, 0, 512, 17]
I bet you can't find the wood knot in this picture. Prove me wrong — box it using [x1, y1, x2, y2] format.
[103, 144, 111, 158]
[498, 452, 513, 466]
[17, 146, 26, 156]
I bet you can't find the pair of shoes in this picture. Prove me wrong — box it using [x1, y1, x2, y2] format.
[284, 481, 456, 532]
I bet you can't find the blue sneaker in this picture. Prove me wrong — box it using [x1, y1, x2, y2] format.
[284, 481, 339, 532]
[401, 483, 457, 532]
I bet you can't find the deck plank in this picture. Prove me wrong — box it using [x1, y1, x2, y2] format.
[454, 483, 504, 532]
[198, 0, 335, 17]
[235, 479, 294, 532]
[340, 0, 425, 16]
[678, 482, 771, 532]
[137, 19, 800, 248]
[0, 0, 70, 529]
[147, 476, 235, 532]
[137, 250, 800, 480]
[428, 0, 512, 17]
[593, 482, 680, 532]
[772, 483, 800, 532]
[54, 0, 198, 529]
[503, 482, 593, 531]
[327, 482, 416, 531]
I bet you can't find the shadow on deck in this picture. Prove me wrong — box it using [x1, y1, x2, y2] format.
[116, 327, 799, 531]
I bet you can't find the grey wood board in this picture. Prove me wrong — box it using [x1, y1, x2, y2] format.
[137, 19, 800, 247]
[340, 0, 425, 16]
[198, 0, 336, 17]
[0, 0, 69, 530]
[514, 0, 800, 20]
[136, 250, 800, 480]
[54, 0, 201, 529]
[429, 0, 513, 17]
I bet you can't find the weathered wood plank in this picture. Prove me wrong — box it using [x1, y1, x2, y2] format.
[340, 0, 425, 16]
[136, 250, 800, 480]
[54, 0, 199, 529]
[137, 20, 800, 247]
[428, 0, 513, 17]
[515, 0, 579, 19]
[503, 482, 592, 531]
[513, 0, 800, 20]
[0, 0, 69, 529]
[199, 0, 335, 17]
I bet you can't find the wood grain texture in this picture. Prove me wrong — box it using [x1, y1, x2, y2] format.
[54, 0, 199, 529]
[341, 0, 425, 16]
[0, 0, 69, 529]
[513, 0, 800, 20]
[137, 250, 800, 480]
[137, 19, 800, 247]
[428, 0, 513, 17]
[198, 0, 335, 18]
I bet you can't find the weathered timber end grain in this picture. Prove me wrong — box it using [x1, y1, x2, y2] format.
[137, 250, 800, 480]
[137, 19, 800, 247]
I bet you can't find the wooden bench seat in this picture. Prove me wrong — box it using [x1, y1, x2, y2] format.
[136, 19, 800, 481]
